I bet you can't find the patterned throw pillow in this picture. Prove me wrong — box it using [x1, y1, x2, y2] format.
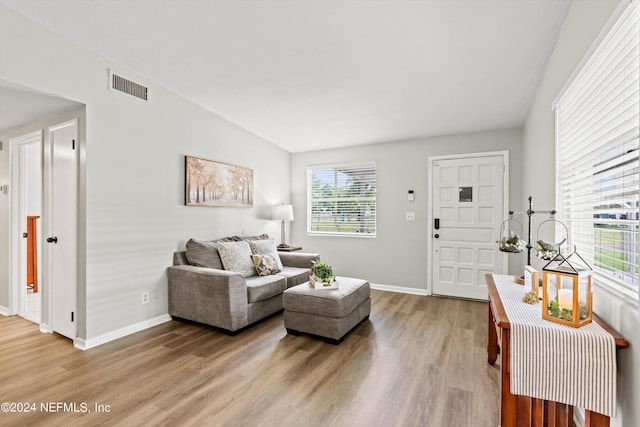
[217, 241, 255, 278]
[248, 239, 283, 269]
[251, 253, 281, 276]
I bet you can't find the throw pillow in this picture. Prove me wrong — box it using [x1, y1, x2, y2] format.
[251, 253, 281, 276]
[248, 238, 283, 270]
[217, 241, 256, 278]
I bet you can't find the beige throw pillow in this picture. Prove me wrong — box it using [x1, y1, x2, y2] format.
[217, 241, 255, 278]
[248, 239, 283, 270]
[251, 253, 281, 276]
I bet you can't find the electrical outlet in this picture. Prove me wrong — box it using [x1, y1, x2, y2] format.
[141, 291, 150, 304]
[406, 212, 416, 221]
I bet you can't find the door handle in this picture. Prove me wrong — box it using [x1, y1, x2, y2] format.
[434, 233, 440, 239]
[434, 218, 440, 230]
[46, 236, 58, 244]
[23, 232, 28, 238]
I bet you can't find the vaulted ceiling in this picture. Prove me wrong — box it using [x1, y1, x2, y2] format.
[0, 0, 571, 152]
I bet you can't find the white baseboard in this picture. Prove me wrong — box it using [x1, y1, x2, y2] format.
[0, 305, 10, 316]
[370, 283, 429, 296]
[40, 323, 53, 333]
[74, 314, 172, 351]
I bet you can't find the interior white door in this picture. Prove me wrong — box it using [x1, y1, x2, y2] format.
[432, 155, 506, 300]
[47, 120, 77, 339]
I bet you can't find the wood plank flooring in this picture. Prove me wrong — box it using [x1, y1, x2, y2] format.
[0, 290, 500, 427]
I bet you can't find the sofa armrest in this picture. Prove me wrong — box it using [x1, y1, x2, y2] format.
[279, 252, 320, 269]
[168, 265, 248, 331]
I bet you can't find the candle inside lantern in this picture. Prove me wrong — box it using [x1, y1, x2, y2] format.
[558, 289, 573, 311]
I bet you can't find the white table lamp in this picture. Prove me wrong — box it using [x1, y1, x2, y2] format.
[273, 204, 294, 248]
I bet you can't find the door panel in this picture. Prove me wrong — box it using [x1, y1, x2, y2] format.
[47, 120, 77, 339]
[432, 155, 506, 300]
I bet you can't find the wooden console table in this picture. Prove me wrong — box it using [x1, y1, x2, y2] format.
[277, 245, 302, 252]
[486, 274, 628, 427]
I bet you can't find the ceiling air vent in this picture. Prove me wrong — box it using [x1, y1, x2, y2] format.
[109, 70, 148, 101]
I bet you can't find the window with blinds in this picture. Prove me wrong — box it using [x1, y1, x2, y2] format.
[307, 162, 376, 236]
[555, 1, 639, 297]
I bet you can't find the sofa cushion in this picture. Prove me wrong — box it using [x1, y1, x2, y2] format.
[217, 241, 256, 278]
[277, 266, 311, 288]
[248, 238, 283, 270]
[245, 275, 287, 303]
[185, 238, 226, 269]
[251, 253, 281, 276]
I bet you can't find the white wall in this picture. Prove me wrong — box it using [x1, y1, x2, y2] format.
[522, 0, 639, 425]
[0, 5, 291, 343]
[25, 142, 41, 217]
[291, 128, 523, 292]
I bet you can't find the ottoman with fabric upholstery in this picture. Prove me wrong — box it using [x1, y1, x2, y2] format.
[283, 277, 371, 344]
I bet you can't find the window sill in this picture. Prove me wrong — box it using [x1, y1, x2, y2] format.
[592, 275, 639, 304]
[307, 232, 376, 238]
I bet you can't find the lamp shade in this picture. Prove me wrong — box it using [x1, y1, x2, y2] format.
[273, 204, 294, 221]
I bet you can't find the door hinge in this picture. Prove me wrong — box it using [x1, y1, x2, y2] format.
[72, 139, 76, 150]
[71, 312, 74, 322]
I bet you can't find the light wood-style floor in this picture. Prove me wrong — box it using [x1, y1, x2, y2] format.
[0, 290, 500, 427]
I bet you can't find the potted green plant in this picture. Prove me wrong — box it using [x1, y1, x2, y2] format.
[310, 261, 337, 288]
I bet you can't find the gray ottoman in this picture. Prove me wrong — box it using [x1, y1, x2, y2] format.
[283, 277, 371, 344]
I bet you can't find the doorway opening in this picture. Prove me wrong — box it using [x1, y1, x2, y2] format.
[2, 80, 84, 346]
[10, 131, 43, 325]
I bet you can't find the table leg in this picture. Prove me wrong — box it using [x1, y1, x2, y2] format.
[501, 328, 517, 427]
[488, 302, 498, 364]
[585, 410, 610, 427]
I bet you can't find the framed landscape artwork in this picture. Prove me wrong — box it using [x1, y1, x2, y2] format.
[185, 155, 253, 207]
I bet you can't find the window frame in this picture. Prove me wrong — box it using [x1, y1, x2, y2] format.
[306, 161, 377, 238]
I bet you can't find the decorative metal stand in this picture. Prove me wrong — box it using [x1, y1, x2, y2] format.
[509, 196, 556, 266]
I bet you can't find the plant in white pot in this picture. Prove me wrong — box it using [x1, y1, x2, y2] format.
[310, 261, 337, 288]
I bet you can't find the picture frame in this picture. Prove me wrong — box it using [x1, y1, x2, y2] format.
[524, 265, 539, 294]
[185, 155, 253, 207]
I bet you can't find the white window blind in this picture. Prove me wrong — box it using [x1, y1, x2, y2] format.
[555, 1, 639, 296]
[307, 162, 376, 236]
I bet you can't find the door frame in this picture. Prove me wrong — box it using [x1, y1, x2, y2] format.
[9, 130, 43, 320]
[426, 150, 509, 296]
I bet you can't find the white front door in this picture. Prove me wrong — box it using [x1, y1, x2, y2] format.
[431, 153, 507, 300]
[46, 120, 78, 339]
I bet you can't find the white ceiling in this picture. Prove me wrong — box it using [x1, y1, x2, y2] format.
[0, 0, 571, 152]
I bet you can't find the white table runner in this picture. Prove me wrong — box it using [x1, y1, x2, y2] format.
[492, 274, 617, 417]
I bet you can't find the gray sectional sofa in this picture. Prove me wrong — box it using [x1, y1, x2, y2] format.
[168, 234, 320, 333]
